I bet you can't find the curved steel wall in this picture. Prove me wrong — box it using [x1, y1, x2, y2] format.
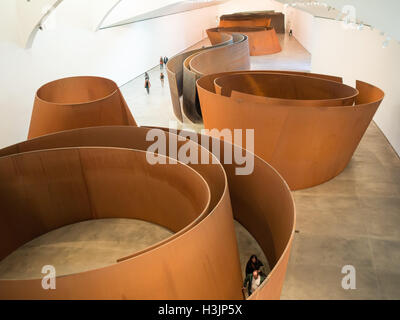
[0, 125, 295, 300]
[197, 71, 384, 190]
[219, 11, 285, 33]
[28, 76, 137, 139]
[165, 33, 233, 122]
[166, 33, 250, 123]
[207, 27, 282, 56]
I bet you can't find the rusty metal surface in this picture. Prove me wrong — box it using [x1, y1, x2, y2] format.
[207, 27, 282, 56]
[219, 11, 285, 33]
[166, 33, 233, 122]
[197, 71, 384, 190]
[28, 76, 137, 139]
[166, 33, 250, 123]
[183, 34, 250, 123]
[0, 124, 295, 300]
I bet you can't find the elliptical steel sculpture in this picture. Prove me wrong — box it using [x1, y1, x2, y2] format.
[219, 11, 285, 33]
[28, 76, 137, 139]
[0, 74, 295, 299]
[197, 71, 384, 190]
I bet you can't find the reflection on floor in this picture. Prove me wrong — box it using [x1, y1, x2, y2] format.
[1, 33, 399, 300]
[0, 219, 268, 282]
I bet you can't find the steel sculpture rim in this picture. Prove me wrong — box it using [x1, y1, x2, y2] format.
[197, 70, 385, 190]
[212, 72, 360, 105]
[35, 76, 122, 106]
[0, 145, 215, 278]
[0, 125, 296, 300]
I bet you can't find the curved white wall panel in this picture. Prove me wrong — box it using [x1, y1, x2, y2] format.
[98, 0, 181, 29]
[16, 0, 62, 48]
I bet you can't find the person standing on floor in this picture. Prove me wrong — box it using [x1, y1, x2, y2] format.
[243, 270, 266, 297]
[245, 254, 265, 276]
[144, 78, 151, 94]
[160, 56, 164, 69]
[160, 72, 165, 87]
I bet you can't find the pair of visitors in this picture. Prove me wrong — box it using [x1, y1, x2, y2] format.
[242, 255, 266, 296]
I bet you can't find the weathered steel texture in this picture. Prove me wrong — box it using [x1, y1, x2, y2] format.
[182, 34, 250, 123]
[207, 27, 282, 56]
[27, 76, 137, 139]
[197, 71, 384, 190]
[220, 11, 285, 33]
[0, 124, 295, 300]
[167, 33, 250, 124]
[166, 33, 233, 122]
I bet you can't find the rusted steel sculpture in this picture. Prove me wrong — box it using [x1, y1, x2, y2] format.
[0, 125, 295, 299]
[166, 33, 250, 123]
[197, 71, 384, 190]
[166, 33, 233, 122]
[207, 27, 282, 56]
[219, 11, 285, 34]
[28, 76, 137, 139]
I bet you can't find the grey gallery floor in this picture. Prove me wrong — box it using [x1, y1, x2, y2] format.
[1, 34, 399, 300]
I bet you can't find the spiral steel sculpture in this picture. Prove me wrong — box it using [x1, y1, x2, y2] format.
[197, 70, 384, 190]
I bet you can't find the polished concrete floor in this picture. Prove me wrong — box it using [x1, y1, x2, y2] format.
[1, 34, 399, 299]
[0, 219, 268, 281]
[121, 34, 311, 130]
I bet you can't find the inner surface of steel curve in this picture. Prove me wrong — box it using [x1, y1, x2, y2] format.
[28, 76, 137, 139]
[166, 32, 250, 123]
[207, 27, 282, 56]
[197, 70, 384, 190]
[0, 125, 295, 300]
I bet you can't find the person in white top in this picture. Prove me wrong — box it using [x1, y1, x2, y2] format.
[251, 271, 262, 293]
[243, 270, 266, 297]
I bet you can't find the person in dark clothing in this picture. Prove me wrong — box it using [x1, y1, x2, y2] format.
[144, 78, 151, 94]
[164, 56, 168, 65]
[144, 72, 149, 80]
[160, 56, 164, 69]
[160, 72, 165, 87]
[245, 255, 264, 276]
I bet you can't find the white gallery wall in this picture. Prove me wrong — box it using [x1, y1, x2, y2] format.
[0, 0, 219, 148]
[284, 5, 314, 53]
[310, 17, 400, 156]
[217, 0, 283, 15]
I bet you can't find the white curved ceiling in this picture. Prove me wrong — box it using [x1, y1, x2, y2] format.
[98, 0, 229, 30]
[9, 0, 400, 48]
[16, 0, 63, 48]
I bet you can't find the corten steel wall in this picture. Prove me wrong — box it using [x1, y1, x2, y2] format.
[207, 27, 282, 56]
[183, 34, 250, 123]
[219, 11, 285, 33]
[166, 33, 250, 123]
[220, 17, 272, 28]
[197, 71, 384, 190]
[28, 76, 137, 139]
[0, 125, 295, 300]
[165, 33, 233, 122]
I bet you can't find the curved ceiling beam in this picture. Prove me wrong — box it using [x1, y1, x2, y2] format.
[95, 0, 182, 30]
[17, 0, 63, 48]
